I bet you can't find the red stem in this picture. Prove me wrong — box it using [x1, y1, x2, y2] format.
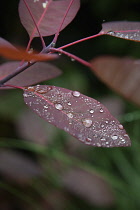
[23, 0, 46, 48]
[58, 32, 104, 50]
[53, 0, 75, 44]
[2, 84, 24, 90]
[50, 48, 91, 68]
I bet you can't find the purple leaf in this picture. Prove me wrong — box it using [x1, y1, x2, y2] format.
[0, 37, 16, 49]
[0, 61, 61, 89]
[91, 56, 140, 107]
[19, 0, 80, 37]
[101, 21, 140, 42]
[23, 85, 131, 147]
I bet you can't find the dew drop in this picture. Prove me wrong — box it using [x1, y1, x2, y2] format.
[82, 118, 92, 128]
[67, 113, 73, 119]
[42, 1, 48, 9]
[85, 137, 92, 144]
[89, 109, 94, 114]
[71, 58, 75, 62]
[27, 86, 35, 92]
[23, 93, 28, 98]
[36, 89, 47, 94]
[67, 102, 71, 106]
[55, 103, 63, 110]
[99, 108, 104, 113]
[72, 91, 80, 97]
[118, 124, 124, 130]
[111, 135, 118, 140]
[101, 137, 106, 141]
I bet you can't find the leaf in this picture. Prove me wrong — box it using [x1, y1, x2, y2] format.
[23, 85, 131, 147]
[0, 61, 61, 88]
[0, 149, 42, 181]
[0, 45, 57, 61]
[91, 56, 140, 107]
[62, 167, 114, 207]
[0, 37, 17, 49]
[101, 21, 140, 42]
[18, 0, 80, 37]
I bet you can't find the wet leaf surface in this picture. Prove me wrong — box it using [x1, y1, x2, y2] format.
[0, 61, 61, 88]
[101, 21, 140, 42]
[23, 85, 131, 147]
[19, 0, 80, 37]
[91, 56, 140, 107]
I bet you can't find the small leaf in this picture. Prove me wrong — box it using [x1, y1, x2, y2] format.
[23, 85, 131, 147]
[19, 0, 80, 37]
[91, 56, 140, 107]
[101, 21, 140, 42]
[0, 61, 61, 88]
[0, 45, 57, 61]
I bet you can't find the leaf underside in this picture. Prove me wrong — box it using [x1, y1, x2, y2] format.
[23, 85, 131, 147]
[19, 0, 80, 37]
[101, 21, 140, 42]
[0, 62, 61, 89]
[91, 56, 140, 107]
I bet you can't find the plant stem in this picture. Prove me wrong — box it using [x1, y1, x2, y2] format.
[58, 32, 103, 50]
[53, 0, 75, 44]
[23, 0, 46, 49]
[50, 48, 91, 68]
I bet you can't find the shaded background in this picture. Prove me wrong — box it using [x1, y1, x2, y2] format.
[0, 0, 140, 209]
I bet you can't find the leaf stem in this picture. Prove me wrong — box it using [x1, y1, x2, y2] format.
[53, 0, 75, 44]
[58, 32, 103, 50]
[50, 47, 91, 68]
[23, 0, 46, 49]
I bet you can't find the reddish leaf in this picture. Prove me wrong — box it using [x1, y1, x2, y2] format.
[101, 21, 140, 42]
[0, 45, 57, 61]
[0, 37, 16, 49]
[91, 56, 140, 107]
[19, 0, 80, 37]
[23, 85, 131, 147]
[0, 61, 61, 88]
[62, 167, 114, 207]
[0, 149, 42, 181]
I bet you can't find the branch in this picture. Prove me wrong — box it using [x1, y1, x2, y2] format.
[50, 48, 91, 68]
[53, 0, 75, 44]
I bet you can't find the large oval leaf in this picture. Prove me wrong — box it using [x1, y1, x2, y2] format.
[101, 21, 140, 42]
[19, 0, 80, 37]
[0, 61, 61, 88]
[0, 37, 16, 49]
[23, 85, 131, 147]
[91, 56, 140, 107]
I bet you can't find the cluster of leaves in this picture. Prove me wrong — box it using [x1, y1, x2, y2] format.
[0, 0, 140, 209]
[1, 0, 140, 148]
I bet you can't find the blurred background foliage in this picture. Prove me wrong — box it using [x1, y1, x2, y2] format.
[0, 0, 140, 209]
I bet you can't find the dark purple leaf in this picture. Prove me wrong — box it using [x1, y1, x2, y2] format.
[0, 37, 16, 49]
[91, 56, 140, 107]
[19, 0, 80, 37]
[101, 21, 140, 42]
[0, 149, 42, 181]
[23, 85, 131, 147]
[62, 167, 114, 207]
[0, 61, 61, 89]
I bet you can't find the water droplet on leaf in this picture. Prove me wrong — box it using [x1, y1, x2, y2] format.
[72, 91, 80, 97]
[111, 135, 118, 140]
[100, 108, 104, 113]
[67, 113, 74, 119]
[118, 124, 124, 130]
[55, 103, 63, 110]
[82, 118, 93, 128]
[89, 109, 94, 114]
